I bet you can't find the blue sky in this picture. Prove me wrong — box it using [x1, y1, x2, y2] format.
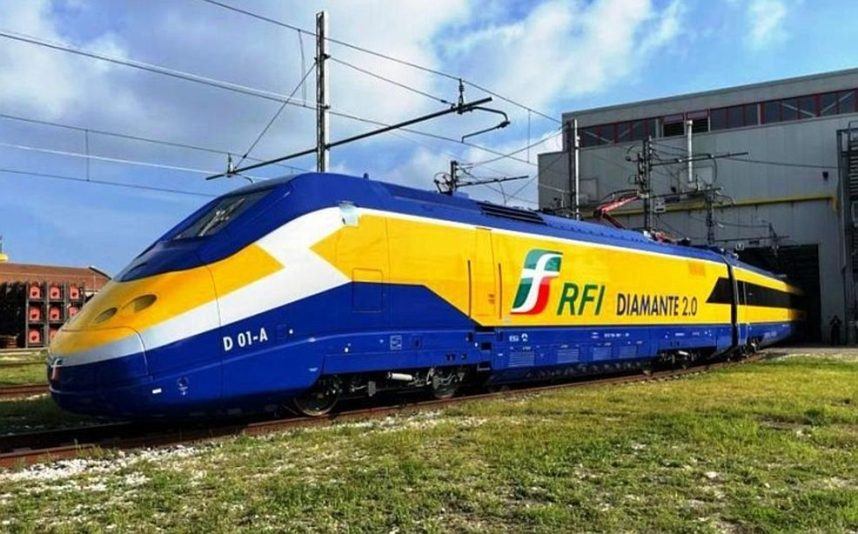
[0, 0, 856, 274]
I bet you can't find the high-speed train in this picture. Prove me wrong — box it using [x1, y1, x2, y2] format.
[48, 173, 803, 417]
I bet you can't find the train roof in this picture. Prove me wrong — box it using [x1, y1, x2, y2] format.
[120, 172, 790, 284]
[231, 172, 730, 264]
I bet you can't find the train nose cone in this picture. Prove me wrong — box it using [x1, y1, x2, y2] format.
[49, 326, 148, 414]
[50, 326, 148, 382]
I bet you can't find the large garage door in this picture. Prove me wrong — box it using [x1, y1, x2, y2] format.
[738, 244, 821, 342]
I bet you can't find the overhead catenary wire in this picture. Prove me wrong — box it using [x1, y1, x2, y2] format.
[650, 140, 836, 170]
[507, 175, 536, 200]
[0, 15, 563, 212]
[1, 20, 559, 203]
[480, 180, 538, 206]
[0, 167, 216, 198]
[0, 27, 539, 170]
[468, 128, 563, 167]
[329, 57, 451, 105]
[196, 0, 558, 124]
[722, 156, 837, 170]
[0, 28, 317, 109]
[656, 213, 704, 240]
[0, 140, 264, 178]
[297, 30, 307, 103]
[688, 212, 776, 230]
[327, 107, 537, 166]
[236, 61, 317, 167]
[0, 111, 311, 173]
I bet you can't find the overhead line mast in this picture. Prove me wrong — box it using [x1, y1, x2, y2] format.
[315, 11, 329, 172]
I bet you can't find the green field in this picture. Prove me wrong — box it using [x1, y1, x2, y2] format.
[0, 352, 856, 532]
[0, 363, 45, 387]
[0, 350, 46, 387]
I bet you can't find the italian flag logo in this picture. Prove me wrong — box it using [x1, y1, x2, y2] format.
[511, 249, 563, 315]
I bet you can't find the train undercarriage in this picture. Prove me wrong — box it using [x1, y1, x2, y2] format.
[287, 344, 758, 417]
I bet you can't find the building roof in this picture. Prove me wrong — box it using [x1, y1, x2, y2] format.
[0, 263, 111, 289]
[563, 67, 858, 125]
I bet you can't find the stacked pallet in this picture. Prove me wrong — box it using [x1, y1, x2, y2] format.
[0, 281, 86, 348]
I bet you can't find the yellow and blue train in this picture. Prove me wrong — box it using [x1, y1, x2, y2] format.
[48, 173, 803, 417]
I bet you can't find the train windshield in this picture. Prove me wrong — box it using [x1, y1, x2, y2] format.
[173, 190, 268, 240]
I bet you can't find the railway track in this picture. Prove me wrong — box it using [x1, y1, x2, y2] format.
[0, 383, 48, 399]
[0, 355, 764, 469]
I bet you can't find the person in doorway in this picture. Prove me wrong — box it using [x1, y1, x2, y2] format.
[829, 315, 842, 346]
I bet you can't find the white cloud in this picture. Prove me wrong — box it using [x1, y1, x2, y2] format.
[746, 0, 789, 49]
[440, 0, 686, 112]
[0, 0, 142, 120]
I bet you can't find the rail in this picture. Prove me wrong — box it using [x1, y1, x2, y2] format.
[0, 384, 48, 399]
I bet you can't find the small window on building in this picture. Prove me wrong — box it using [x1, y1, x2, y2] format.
[616, 122, 631, 143]
[820, 92, 839, 116]
[744, 103, 759, 126]
[781, 99, 799, 121]
[710, 108, 728, 130]
[580, 126, 601, 147]
[690, 118, 709, 133]
[839, 90, 856, 114]
[797, 96, 816, 119]
[663, 122, 685, 137]
[727, 106, 745, 129]
[686, 110, 709, 133]
[662, 114, 685, 137]
[763, 101, 780, 123]
[629, 120, 646, 141]
[581, 125, 612, 147]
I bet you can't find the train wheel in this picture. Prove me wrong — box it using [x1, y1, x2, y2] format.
[292, 376, 340, 417]
[431, 367, 464, 400]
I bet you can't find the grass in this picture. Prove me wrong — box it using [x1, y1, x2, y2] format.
[0, 349, 46, 365]
[0, 353, 856, 532]
[0, 363, 46, 387]
[0, 349, 46, 387]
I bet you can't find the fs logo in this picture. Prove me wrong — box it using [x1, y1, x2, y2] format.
[511, 249, 563, 315]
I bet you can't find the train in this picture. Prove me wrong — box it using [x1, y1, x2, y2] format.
[47, 172, 804, 418]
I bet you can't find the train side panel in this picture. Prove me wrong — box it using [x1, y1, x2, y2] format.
[313, 208, 736, 378]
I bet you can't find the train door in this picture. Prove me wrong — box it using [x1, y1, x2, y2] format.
[727, 263, 739, 349]
[729, 264, 749, 347]
[470, 228, 498, 322]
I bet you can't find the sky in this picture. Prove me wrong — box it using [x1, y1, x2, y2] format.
[0, 0, 856, 274]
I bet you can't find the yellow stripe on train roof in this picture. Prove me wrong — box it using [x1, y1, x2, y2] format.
[52, 244, 282, 355]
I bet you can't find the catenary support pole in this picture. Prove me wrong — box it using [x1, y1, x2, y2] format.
[643, 136, 653, 232]
[573, 118, 580, 220]
[566, 120, 574, 215]
[685, 119, 694, 189]
[315, 11, 329, 172]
